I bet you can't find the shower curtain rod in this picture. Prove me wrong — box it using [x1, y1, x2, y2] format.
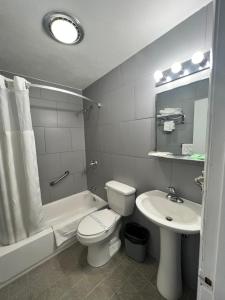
[0, 71, 101, 108]
[29, 84, 102, 108]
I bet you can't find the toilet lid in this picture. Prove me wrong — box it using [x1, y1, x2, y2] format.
[78, 209, 120, 236]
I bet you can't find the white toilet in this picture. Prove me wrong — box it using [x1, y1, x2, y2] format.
[77, 180, 136, 267]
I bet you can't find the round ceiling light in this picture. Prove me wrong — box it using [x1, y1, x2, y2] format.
[43, 12, 84, 45]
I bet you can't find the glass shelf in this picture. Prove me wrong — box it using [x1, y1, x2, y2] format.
[148, 151, 205, 162]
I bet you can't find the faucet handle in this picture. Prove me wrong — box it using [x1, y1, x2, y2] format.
[168, 186, 176, 194]
[89, 160, 98, 168]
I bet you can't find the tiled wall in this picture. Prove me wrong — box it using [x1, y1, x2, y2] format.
[156, 79, 209, 154]
[30, 87, 87, 204]
[83, 4, 213, 290]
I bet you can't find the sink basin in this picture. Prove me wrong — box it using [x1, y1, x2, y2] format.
[136, 190, 201, 234]
[136, 190, 202, 300]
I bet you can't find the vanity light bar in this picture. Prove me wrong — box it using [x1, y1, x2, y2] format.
[154, 51, 210, 87]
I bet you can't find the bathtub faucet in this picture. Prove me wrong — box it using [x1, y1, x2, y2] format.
[89, 160, 98, 168]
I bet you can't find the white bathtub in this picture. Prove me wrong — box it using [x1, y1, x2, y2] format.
[0, 191, 106, 287]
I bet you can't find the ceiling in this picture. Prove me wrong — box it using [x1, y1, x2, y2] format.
[0, 0, 211, 89]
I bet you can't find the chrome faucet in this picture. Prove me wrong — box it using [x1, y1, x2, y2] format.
[89, 160, 98, 168]
[166, 186, 183, 203]
[195, 171, 205, 192]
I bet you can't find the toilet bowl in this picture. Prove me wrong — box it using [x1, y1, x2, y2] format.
[77, 208, 121, 267]
[77, 181, 136, 267]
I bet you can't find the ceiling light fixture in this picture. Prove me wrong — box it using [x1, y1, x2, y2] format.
[43, 12, 84, 45]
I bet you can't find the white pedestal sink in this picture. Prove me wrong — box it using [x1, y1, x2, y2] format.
[136, 190, 201, 300]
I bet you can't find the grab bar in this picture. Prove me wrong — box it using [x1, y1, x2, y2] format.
[49, 170, 70, 186]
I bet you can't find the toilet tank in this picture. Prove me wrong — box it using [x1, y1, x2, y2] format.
[105, 181, 136, 216]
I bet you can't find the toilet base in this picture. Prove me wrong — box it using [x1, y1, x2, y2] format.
[87, 236, 121, 267]
[87, 225, 121, 267]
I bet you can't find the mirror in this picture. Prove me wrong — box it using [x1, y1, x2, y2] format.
[155, 79, 209, 159]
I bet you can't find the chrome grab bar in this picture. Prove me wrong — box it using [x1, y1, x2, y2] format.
[49, 170, 70, 186]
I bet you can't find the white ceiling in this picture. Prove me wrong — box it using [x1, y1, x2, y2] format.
[0, 0, 211, 89]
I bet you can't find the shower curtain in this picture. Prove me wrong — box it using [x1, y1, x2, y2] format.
[0, 75, 45, 245]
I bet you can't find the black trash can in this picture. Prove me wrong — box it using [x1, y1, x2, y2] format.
[124, 223, 149, 262]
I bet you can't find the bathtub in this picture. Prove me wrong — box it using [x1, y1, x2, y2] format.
[0, 191, 106, 287]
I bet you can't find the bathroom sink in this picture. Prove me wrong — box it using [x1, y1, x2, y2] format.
[136, 190, 201, 234]
[136, 190, 202, 300]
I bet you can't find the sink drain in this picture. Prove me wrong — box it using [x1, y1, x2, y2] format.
[166, 216, 173, 221]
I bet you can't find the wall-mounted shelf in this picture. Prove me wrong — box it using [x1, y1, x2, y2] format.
[157, 113, 184, 120]
[148, 151, 205, 162]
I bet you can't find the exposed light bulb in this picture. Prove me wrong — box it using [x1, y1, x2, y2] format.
[171, 62, 182, 74]
[154, 70, 163, 82]
[191, 51, 205, 65]
[166, 76, 172, 82]
[183, 69, 189, 76]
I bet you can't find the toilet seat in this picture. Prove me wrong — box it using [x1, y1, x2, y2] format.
[78, 209, 120, 237]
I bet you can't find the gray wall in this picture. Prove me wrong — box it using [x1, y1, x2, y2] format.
[84, 4, 212, 290]
[156, 79, 209, 154]
[30, 87, 87, 204]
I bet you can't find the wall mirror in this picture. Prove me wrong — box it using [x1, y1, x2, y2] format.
[153, 79, 209, 161]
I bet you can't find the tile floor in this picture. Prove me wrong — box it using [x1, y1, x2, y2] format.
[0, 243, 196, 300]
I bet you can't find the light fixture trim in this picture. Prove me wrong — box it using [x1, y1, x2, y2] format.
[43, 12, 84, 45]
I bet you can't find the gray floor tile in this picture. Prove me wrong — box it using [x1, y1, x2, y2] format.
[0, 286, 9, 299]
[1, 244, 195, 300]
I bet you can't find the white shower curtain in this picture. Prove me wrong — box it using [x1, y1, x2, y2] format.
[0, 75, 45, 245]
